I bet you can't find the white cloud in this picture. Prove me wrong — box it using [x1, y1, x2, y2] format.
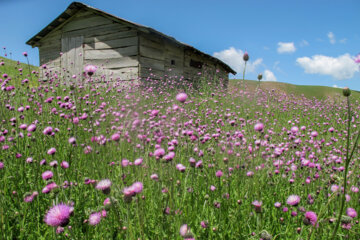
[296, 54, 359, 80]
[277, 42, 296, 54]
[213, 47, 263, 75]
[333, 84, 341, 88]
[263, 70, 277, 81]
[328, 32, 336, 44]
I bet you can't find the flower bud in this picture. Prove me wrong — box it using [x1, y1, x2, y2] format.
[243, 51, 249, 62]
[343, 87, 351, 97]
[257, 73, 262, 81]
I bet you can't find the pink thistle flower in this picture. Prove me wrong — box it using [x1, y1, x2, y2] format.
[252, 200, 262, 213]
[132, 182, 143, 193]
[179, 224, 193, 238]
[274, 202, 281, 208]
[254, 122, 264, 132]
[154, 148, 165, 158]
[47, 147, 56, 155]
[88, 212, 102, 226]
[176, 92, 188, 103]
[287, 195, 300, 206]
[134, 158, 143, 165]
[0, 162, 4, 169]
[42, 182, 58, 194]
[84, 65, 97, 76]
[44, 203, 73, 227]
[111, 133, 120, 141]
[43, 126, 53, 135]
[42, 170, 54, 180]
[215, 170, 223, 177]
[304, 211, 317, 226]
[60, 161, 69, 169]
[27, 124, 36, 132]
[22, 52, 28, 57]
[95, 179, 112, 194]
[176, 163, 186, 172]
[346, 208, 357, 218]
[150, 173, 159, 180]
[103, 198, 111, 206]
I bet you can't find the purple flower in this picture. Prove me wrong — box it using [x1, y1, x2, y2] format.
[150, 173, 159, 180]
[286, 195, 300, 206]
[134, 158, 143, 166]
[47, 148, 56, 155]
[44, 203, 73, 227]
[304, 211, 317, 226]
[176, 92, 188, 103]
[111, 133, 120, 141]
[254, 122, 264, 132]
[88, 212, 102, 225]
[84, 65, 97, 76]
[95, 179, 112, 194]
[274, 202, 281, 208]
[215, 170, 223, 177]
[27, 124, 37, 132]
[42, 182, 58, 194]
[346, 208, 357, 218]
[252, 200, 262, 213]
[60, 161, 69, 169]
[132, 182, 143, 193]
[154, 148, 165, 158]
[42, 170, 53, 180]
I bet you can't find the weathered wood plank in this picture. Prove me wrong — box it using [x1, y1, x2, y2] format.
[139, 56, 164, 71]
[84, 46, 138, 59]
[84, 36, 138, 50]
[90, 30, 137, 43]
[100, 67, 138, 81]
[62, 15, 113, 32]
[140, 68, 164, 79]
[62, 24, 131, 38]
[139, 45, 164, 60]
[85, 57, 138, 69]
[140, 35, 163, 49]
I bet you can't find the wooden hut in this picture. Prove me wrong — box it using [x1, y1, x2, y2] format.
[26, 2, 236, 85]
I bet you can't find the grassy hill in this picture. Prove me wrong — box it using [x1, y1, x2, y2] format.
[229, 79, 360, 99]
[0, 56, 38, 86]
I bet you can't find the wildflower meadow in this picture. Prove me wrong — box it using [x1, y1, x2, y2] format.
[1, 52, 360, 240]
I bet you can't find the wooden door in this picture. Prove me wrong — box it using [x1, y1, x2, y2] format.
[61, 36, 84, 80]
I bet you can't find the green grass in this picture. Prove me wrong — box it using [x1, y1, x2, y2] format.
[0, 56, 38, 86]
[230, 79, 360, 99]
[0, 68, 359, 239]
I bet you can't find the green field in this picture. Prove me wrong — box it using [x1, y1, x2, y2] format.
[1, 57, 359, 239]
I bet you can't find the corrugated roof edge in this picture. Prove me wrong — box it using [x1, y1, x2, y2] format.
[26, 1, 236, 75]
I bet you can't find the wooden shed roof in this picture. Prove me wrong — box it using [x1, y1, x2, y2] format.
[26, 2, 236, 75]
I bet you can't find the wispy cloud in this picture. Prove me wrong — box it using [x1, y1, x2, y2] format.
[277, 42, 296, 54]
[327, 32, 336, 44]
[299, 40, 309, 47]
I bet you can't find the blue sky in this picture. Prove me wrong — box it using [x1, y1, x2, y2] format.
[1, 0, 359, 89]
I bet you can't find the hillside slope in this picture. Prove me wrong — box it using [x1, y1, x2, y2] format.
[230, 79, 360, 99]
